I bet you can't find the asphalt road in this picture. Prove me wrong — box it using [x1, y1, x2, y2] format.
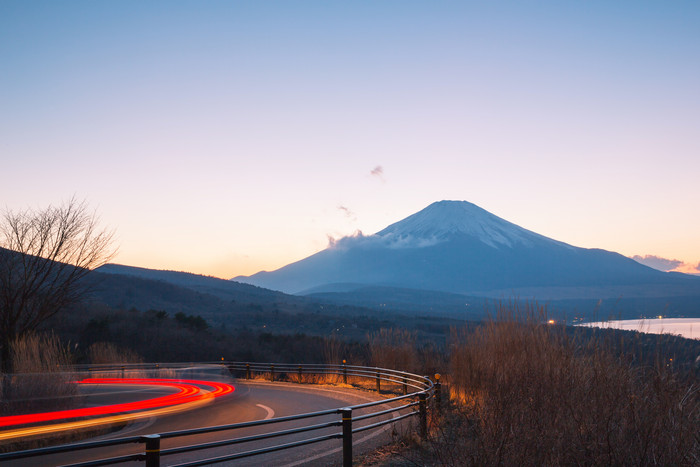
[5, 378, 411, 466]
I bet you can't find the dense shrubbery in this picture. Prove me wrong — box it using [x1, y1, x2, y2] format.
[87, 342, 142, 364]
[6, 299, 698, 465]
[42, 306, 372, 365]
[1, 333, 77, 416]
[407, 302, 700, 466]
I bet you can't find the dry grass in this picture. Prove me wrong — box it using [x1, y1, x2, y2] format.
[1, 332, 78, 415]
[87, 342, 142, 365]
[369, 329, 420, 374]
[82, 343, 146, 379]
[418, 302, 700, 466]
[244, 365, 411, 397]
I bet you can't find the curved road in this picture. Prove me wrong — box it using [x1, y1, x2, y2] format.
[6, 378, 409, 466]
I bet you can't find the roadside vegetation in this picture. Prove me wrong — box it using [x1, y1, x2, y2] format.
[0, 333, 77, 416]
[380, 302, 699, 466]
[2, 299, 698, 465]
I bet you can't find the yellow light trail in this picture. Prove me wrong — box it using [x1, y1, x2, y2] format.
[0, 378, 233, 441]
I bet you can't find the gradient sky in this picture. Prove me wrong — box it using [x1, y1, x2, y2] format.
[2, 1, 699, 278]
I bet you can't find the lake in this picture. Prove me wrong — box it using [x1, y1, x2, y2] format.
[578, 318, 700, 340]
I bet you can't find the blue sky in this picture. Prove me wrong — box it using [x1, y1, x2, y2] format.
[2, 1, 699, 277]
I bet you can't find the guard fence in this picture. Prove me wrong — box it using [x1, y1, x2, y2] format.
[0, 361, 441, 466]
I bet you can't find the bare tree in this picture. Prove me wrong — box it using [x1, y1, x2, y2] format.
[0, 198, 116, 373]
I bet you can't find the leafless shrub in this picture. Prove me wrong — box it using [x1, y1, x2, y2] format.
[88, 342, 142, 365]
[1, 332, 78, 415]
[433, 302, 700, 466]
[323, 334, 345, 365]
[0, 198, 116, 373]
[322, 334, 346, 383]
[369, 328, 419, 373]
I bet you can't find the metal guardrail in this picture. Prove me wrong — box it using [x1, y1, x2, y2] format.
[0, 361, 441, 466]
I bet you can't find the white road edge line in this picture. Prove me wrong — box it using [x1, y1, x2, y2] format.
[256, 403, 275, 420]
[280, 412, 399, 467]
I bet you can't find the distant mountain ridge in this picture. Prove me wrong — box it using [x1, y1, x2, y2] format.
[96, 263, 297, 304]
[234, 200, 700, 300]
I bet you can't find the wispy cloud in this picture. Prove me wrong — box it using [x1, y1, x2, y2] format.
[337, 205, 356, 220]
[327, 230, 442, 250]
[370, 165, 385, 181]
[675, 261, 700, 275]
[632, 255, 682, 272]
[632, 255, 700, 275]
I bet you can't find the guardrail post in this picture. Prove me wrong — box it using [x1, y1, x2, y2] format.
[341, 408, 352, 467]
[142, 434, 160, 467]
[342, 360, 347, 384]
[270, 364, 275, 382]
[434, 373, 442, 415]
[298, 365, 303, 383]
[402, 377, 407, 395]
[376, 370, 381, 393]
[418, 393, 427, 439]
[246, 363, 251, 380]
[121, 366, 125, 379]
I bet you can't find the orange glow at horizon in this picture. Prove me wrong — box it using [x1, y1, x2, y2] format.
[670, 262, 700, 275]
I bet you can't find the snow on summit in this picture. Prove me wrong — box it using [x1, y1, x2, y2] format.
[375, 200, 541, 249]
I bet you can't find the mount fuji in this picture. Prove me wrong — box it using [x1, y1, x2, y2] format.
[233, 201, 698, 300]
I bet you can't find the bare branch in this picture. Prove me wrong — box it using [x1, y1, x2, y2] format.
[0, 198, 116, 372]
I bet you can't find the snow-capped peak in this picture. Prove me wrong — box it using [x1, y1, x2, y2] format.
[375, 200, 540, 248]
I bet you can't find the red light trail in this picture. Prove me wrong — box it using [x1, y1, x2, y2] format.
[0, 378, 235, 438]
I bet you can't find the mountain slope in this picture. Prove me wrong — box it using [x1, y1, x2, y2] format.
[96, 263, 297, 304]
[234, 201, 699, 299]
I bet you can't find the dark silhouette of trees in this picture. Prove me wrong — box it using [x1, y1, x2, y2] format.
[174, 311, 208, 331]
[0, 198, 115, 373]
